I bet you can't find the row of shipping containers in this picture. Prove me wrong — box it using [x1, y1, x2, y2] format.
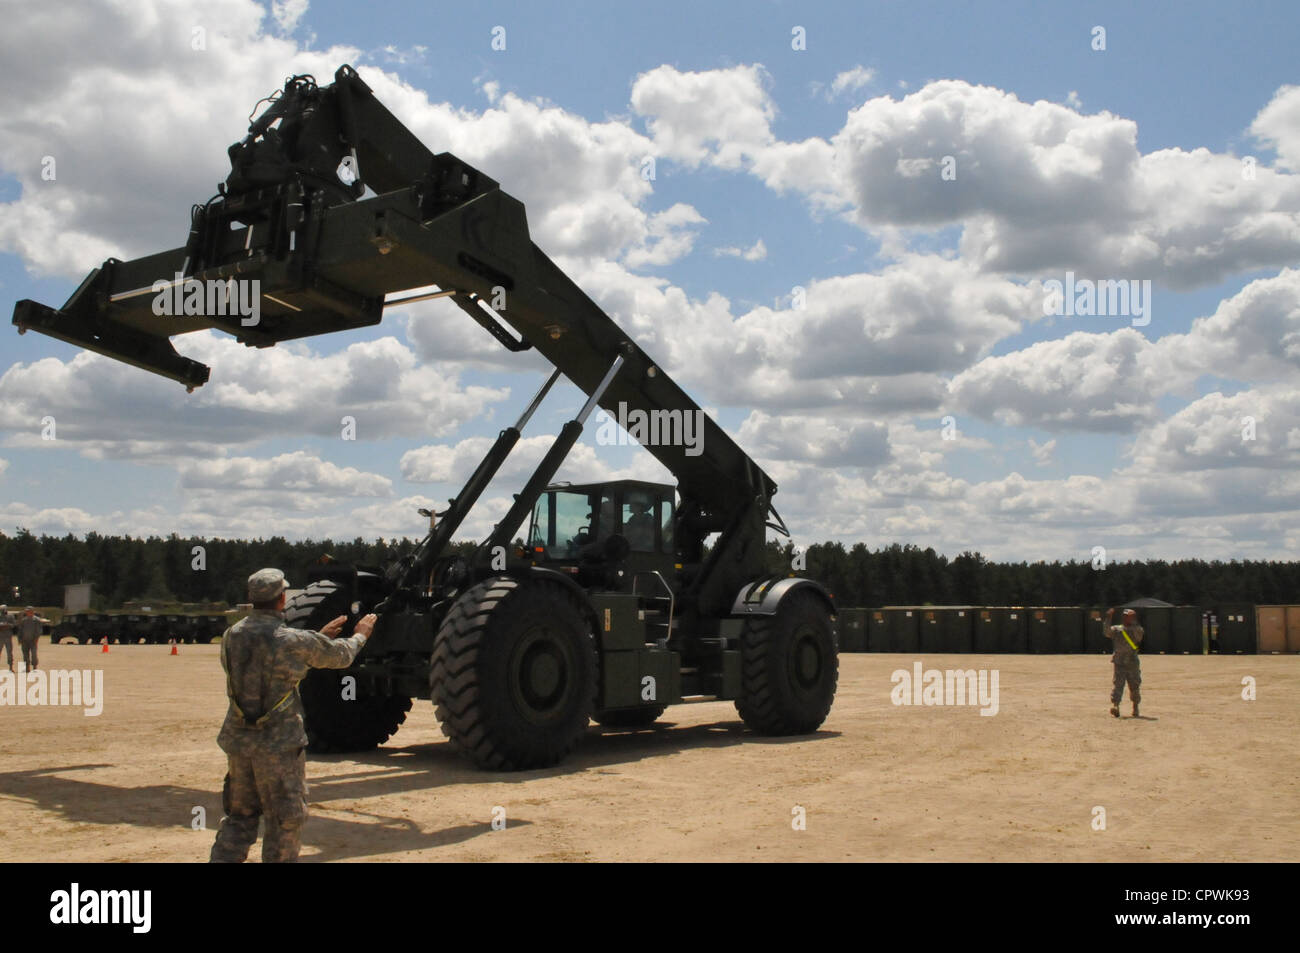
[51, 613, 233, 645]
[834, 604, 1300, 654]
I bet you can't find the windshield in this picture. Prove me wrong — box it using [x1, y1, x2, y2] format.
[529, 489, 613, 559]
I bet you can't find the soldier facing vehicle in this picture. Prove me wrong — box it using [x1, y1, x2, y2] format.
[209, 568, 376, 863]
[1104, 607, 1143, 718]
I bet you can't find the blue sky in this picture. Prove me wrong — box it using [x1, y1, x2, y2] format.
[1, 0, 1299, 562]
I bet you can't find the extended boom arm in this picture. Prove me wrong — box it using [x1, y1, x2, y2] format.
[11, 65, 782, 620]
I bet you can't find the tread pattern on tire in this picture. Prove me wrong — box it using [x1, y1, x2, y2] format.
[430, 576, 597, 771]
[284, 580, 411, 753]
[735, 589, 838, 735]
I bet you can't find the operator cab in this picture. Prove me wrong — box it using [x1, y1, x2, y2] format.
[526, 480, 676, 588]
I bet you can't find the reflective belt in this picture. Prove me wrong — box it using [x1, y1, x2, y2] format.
[1121, 629, 1139, 653]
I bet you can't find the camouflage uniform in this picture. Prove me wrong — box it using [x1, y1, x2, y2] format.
[1106, 623, 1143, 713]
[0, 607, 13, 671]
[16, 611, 42, 671]
[209, 570, 367, 863]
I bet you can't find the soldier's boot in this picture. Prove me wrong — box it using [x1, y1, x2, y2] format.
[1110, 704, 1119, 718]
[262, 814, 303, 863]
[1131, 703, 1139, 717]
[209, 813, 259, 863]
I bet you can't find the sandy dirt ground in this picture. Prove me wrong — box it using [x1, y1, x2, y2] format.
[0, 642, 1295, 862]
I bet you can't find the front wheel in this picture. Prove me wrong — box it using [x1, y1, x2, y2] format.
[735, 590, 838, 734]
[284, 579, 411, 753]
[431, 577, 597, 771]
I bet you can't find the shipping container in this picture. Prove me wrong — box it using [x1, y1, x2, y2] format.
[1001, 608, 1029, 653]
[1028, 608, 1056, 653]
[1132, 607, 1171, 654]
[914, 608, 972, 652]
[919, 609, 943, 652]
[881, 608, 921, 652]
[973, 607, 1027, 653]
[1258, 605, 1289, 650]
[941, 608, 975, 652]
[1056, 607, 1086, 653]
[1257, 606, 1286, 653]
[836, 608, 868, 652]
[866, 610, 890, 652]
[1027, 607, 1086, 653]
[1286, 606, 1300, 654]
[1170, 606, 1204, 654]
[1084, 609, 1108, 652]
[1213, 603, 1256, 654]
[974, 609, 1001, 653]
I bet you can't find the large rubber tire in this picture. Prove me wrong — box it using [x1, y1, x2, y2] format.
[431, 577, 597, 771]
[592, 705, 667, 728]
[735, 589, 838, 735]
[284, 579, 411, 753]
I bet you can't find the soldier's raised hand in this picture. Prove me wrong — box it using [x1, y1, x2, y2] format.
[320, 615, 348, 638]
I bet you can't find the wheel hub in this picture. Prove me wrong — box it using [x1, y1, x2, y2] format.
[790, 628, 823, 691]
[524, 645, 562, 700]
[511, 626, 572, 720]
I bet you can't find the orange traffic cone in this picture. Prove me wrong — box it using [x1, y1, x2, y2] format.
[101, 637, 109, 654]
[169, 639, 178, 656]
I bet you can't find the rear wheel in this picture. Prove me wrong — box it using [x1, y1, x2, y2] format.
[431, 577, 597, 770]
[735, 589, 838, 734]
[592, 705, 667, 728]
[284, 579, 411, 753]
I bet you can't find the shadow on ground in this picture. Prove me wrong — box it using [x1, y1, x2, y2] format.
[0, 718, 835, 858]
[0, 763, 499, 860]
[306, 718, 841, 802]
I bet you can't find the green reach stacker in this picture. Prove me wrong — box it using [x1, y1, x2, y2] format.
[12, 65, 838, 769]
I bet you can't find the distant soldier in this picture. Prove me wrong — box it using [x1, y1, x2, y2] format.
[1104, 607, 1143, 718]
[209, 568, 376, 863]
[0, 605, 13, 672]
[16, 607, 45, 672]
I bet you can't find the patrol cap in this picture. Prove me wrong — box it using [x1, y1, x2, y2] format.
[248, 568, 289, 603]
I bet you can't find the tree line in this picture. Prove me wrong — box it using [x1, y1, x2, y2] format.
[1, 529, 1296, 610]
[0, 530, 421, 609]
[766, 542, 1300, 608]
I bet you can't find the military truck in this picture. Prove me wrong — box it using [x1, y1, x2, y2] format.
[13, 65, 838, 770]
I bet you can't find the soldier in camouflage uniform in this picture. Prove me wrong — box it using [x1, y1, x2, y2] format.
[16, 607, 45, 672]
[0, 606, 13, 672]
[1104, 607, 1143, 718]
[209, 568, 376, 863]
